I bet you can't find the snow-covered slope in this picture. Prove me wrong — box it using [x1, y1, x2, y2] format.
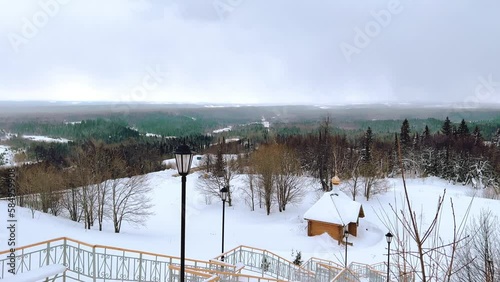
[0, 145, 14, 166]
[0, 171, 498, 267]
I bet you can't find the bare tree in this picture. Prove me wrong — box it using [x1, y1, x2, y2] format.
[377, 138, 472, 281]
[61, 186, 83, 222]
[196, 153, 238, 206]
[71, 141, 114, 230]
[72, 147, 98, 229]
[362, 171, 389, 201]
[95, 148, 126, 231]
[17, 164, 64, 217]
[274, 144, 304, 212]
[242, 168, 257, 211]
[454, 210, 500, 282]
[252, 144, 276, 215]
[343, 156, 362, 200]
[109, 175, 153, 233]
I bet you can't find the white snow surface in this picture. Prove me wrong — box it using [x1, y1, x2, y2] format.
[213, 126, 232, 133]
[304, 189, 362, 225]
[4, 264, 66, 281]
[0, 145, 14, 166]
[0, 173, 498, 268]
[162, 155, 204, 169]
[22, 135, 71, 143]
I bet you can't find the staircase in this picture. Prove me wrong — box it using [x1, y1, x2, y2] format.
[0, 237, 410, 281]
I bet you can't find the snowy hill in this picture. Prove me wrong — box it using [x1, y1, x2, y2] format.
[0, 169, 498, 269]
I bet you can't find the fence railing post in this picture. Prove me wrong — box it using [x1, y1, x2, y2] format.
[276, 256, 280, 280]
[63, 238, 67, 282]
[92, 246, 96, 282]
[138, 253, 143, 282]
[168, 257, 172, 282]
[261, 250, 266, 278]
[63, 239, 67, 266]
[45, 241, 51, 267]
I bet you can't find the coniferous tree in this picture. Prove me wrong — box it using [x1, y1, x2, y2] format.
[388, 133, 399, 176]
[422, 125, 431, 147]
[441, 117, 453, 136]
[315, 117, 334, 191]
[473, 126, 482, 146]
[493, 128, 500, 147]
[452, 125, 458, 138]
[457, 119, 470, 138]
[423, 125, 430, 138]
[362, 127, 373, 162]
[400, 119, 411, 151]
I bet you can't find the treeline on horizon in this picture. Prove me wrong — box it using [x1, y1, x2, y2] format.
[2, 110, 500, 141]
[275, 117, 500, 192]
[1, 113, 499, 198]
[0, 113, 499, 233]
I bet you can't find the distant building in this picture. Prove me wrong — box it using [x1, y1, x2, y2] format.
[304, 190, 364, 243]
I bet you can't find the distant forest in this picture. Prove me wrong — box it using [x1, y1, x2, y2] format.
[0, 105, 499, 233]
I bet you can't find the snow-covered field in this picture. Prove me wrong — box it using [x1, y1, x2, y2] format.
[0, 145, 14, 166]
[0, 168, 498, 268]
[21, 135, 71, 143]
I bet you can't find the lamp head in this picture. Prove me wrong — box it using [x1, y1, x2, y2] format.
[344, 229, 349, 239]
[385, 232, 393, 244]
[175, 144, 194, 176]
[220, 186, 229, 201]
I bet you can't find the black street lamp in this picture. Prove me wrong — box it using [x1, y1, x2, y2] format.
[385, 232, 394, 282]
[174, 144, 194, 282]
[220, 186, 228, 262]
[344, 227, 349, 268]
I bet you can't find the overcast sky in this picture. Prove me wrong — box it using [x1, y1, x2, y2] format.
[0, 0, 499, 105]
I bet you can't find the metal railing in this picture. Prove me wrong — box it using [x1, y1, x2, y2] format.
[1, 237, 404, 281]
[214, 245, 315, 281]
[301, 257, 344, 282]
[0, 237, 233, 281]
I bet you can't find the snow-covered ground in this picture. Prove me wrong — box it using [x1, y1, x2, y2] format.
[0, 168, 498, 268]
[0, 145, 14, 166]
[213, 126, 232, 134]
[21, 135, 71, 143]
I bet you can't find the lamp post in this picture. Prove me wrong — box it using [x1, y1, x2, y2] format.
[344, 227, 349, 268]
[385, 232, 393, 282]
[174, 144, 194, 282]
[220, 186, 228, 262]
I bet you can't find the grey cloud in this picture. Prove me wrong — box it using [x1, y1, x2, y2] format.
[0, 0, 499, 104]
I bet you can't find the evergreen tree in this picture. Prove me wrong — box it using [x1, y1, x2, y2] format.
[400, 119, 411, 151]
[413, 132, 420, 150]
[473, 126, 482, 146]
[292, 250, 303, 266]
[387, 133, 399, 177]
[362, 127, 373, 162]
[422, 125, 431, 146]
[441, 117, 453, 136]
[214, 146, 226, 177]
[494, 128, 500, 147]
[457, 119, 470, 138]
[423, 125, 430, 139]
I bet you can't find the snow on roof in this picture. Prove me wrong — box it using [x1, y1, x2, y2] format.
[304, 190, 362, 225]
